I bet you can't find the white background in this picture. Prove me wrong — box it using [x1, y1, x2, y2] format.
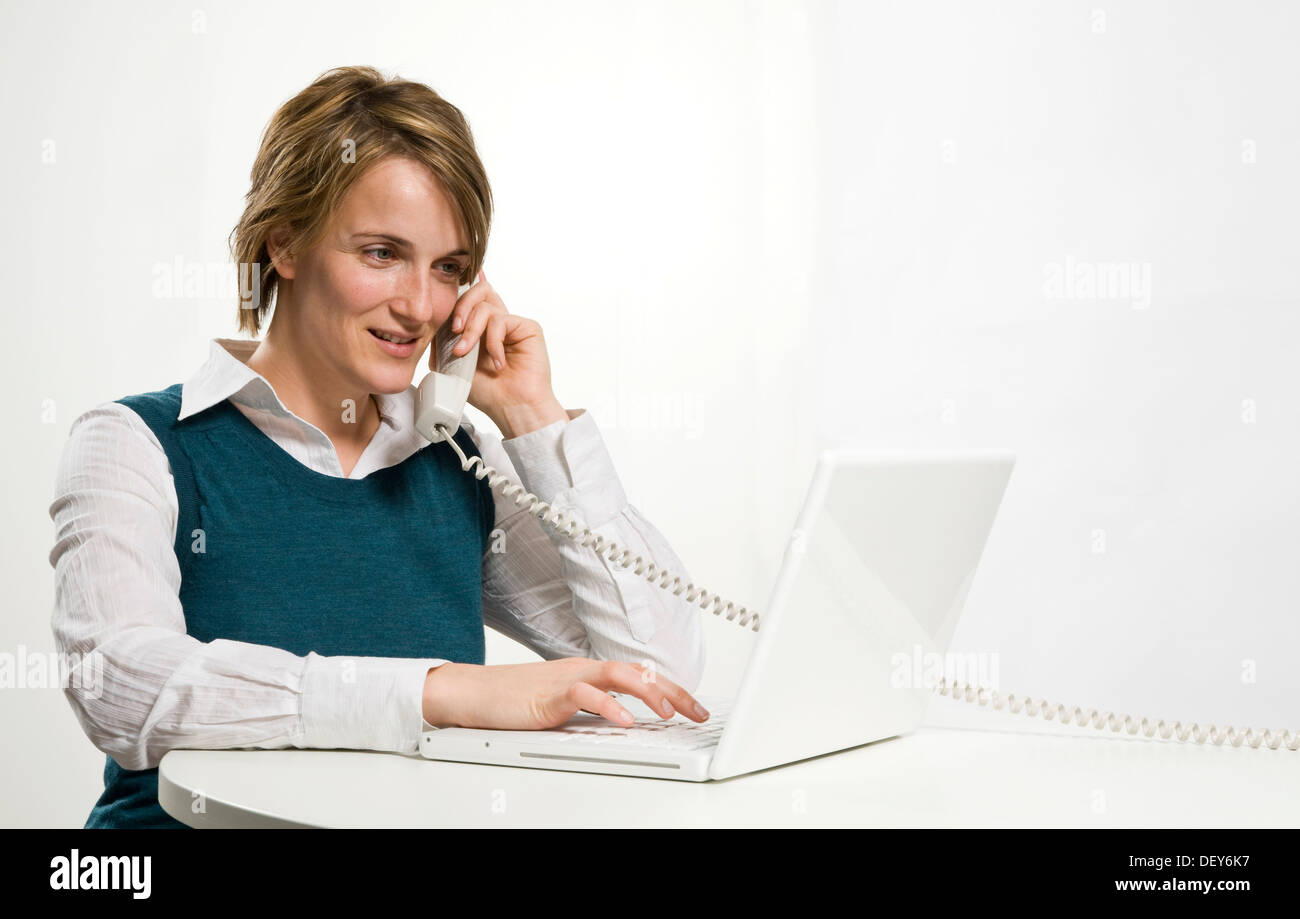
[2, 0, 1297, 826]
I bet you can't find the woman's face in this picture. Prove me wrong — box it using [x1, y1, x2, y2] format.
[273, 155, 471, 396]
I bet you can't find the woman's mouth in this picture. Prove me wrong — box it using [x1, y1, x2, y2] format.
[369, 328, 419, 358]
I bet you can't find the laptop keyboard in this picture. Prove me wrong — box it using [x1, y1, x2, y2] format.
[541, 695, 732, 752]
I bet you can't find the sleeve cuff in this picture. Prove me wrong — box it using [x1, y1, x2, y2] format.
[500, 408, 628, 528]
[299, 654, 448, 754]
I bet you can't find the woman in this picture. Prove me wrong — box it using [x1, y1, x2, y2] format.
[49, 65, 709, 829]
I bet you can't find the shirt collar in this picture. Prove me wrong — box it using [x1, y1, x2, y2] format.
[178, 338, 412, 434]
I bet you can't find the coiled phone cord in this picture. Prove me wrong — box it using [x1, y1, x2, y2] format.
[440, 426, 1297, 750]
[933, 678, 1300, 751]
[439, 425, 761, 630]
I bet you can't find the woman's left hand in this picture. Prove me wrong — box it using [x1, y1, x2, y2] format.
[444, 269, 568, 439]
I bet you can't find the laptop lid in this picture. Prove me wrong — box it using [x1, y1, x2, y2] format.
[708, 449, 1016, 780]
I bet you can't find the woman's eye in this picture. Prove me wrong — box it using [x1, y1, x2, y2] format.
[365, 249, 461, 276]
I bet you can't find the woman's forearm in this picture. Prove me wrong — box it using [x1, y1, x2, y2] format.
[423, 662, 469, 726]
[496, 396, 568, 440]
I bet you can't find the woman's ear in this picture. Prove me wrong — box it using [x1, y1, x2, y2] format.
[266, 225, 296, 280]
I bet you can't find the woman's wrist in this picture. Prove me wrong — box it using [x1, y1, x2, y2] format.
[496, 397, 568, 440]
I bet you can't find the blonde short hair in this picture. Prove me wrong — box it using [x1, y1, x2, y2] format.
[228, 65, 493, 335]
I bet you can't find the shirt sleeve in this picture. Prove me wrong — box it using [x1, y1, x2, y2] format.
[462, 409, 706, 694]
[48, 403, 446, 770]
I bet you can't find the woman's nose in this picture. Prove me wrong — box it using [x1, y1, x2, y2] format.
[391, 273, 443, 325]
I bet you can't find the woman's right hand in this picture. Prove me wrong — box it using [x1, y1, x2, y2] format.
[421, 658, 710, 730]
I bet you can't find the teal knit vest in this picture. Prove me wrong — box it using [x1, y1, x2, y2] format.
[85, 384, 494, 828]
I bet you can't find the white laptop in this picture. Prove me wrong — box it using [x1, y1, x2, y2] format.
[420, 448, 1016, 781]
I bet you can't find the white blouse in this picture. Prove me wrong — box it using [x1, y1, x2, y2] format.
[49, 338, 705, 771]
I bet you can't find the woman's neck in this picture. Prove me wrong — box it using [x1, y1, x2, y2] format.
[244, 325, 381, 476]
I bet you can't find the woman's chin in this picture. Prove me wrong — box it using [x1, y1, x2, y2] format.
[365, 366, 418, 395]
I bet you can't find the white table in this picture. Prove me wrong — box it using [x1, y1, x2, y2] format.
[157, 721, 1300, 828]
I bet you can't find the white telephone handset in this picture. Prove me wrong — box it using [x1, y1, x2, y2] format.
[413, 282, 478, 444]
[412, 282, 1297, 752]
